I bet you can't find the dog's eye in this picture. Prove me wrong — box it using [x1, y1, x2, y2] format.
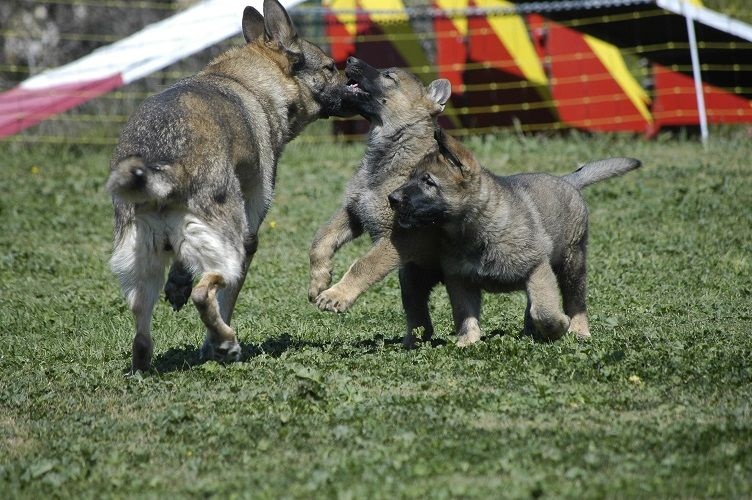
[422, 174, 436, 187]
[383, 72, 396, 81]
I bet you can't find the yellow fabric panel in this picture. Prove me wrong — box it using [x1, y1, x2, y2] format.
[360, 0, 409, 22]
[326, 0, 357, 36]
[435, 0, 469, 36]
[473, 0, 548, 86]
[583, 35, 653, 124]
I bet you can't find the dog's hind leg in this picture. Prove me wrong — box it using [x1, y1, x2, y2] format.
[399, 263, 441, 348]
[445, 277, 482, 347]
[524, 261, 570, 342]
[111, 223, 169, 374]
[178, 212, 246, 363]
[215, 233, 258, 327]
[560, 241, 590, 340]
[309, 207, 363, 301]
[192, 272, 241, 363]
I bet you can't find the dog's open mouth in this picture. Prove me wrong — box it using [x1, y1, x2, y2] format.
[346, 78, 369, 96]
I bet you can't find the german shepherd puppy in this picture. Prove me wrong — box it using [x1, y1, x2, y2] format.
[106, 0, 354, 373]
[388, 129, 641, 344]
[308, 57, 451, 346]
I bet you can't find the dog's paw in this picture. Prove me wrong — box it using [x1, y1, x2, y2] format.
[315, 286, 355, 313]
[164, 265, 194, 311]
[569, 314, 591, 340]
[200, 339, 242, 363]
[403, 327, 433, 349]
[574, 330, 591, 341]
[531, 314, 570, 342]
[308, 276, 330, 303]
[456, 329, 481, 347]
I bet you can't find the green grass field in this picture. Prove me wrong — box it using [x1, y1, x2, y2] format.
[1, 129, 750, 498]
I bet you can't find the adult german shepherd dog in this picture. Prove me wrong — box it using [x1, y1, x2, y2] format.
[308, 57, 451, 347]
[388, 130, 641, 344]
[106, 0, 353, 373]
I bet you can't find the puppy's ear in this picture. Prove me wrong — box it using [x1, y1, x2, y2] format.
[242, 6, 264, 43]
[434, 128, 463, 172]
[263, 0, 302, 63]
[434, 128, 478, 177]
[427, 79, 452, 113]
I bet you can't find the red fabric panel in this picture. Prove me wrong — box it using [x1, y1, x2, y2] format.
[0, 73, 124, 137]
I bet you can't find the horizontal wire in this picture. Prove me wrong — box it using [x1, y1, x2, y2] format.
[1, 33, 748, 88]
[2, 3, 750, 144]
[3, 106, 726, 146]
[29, 0, 178, 10]
[17, 84, 752, 128]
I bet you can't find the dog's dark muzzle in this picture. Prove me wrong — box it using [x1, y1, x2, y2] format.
[388, 190, 402, 210]
[388, 188, 418, 229]
[344, 57, 379, 97]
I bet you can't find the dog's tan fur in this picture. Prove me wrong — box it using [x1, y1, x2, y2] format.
[107, 0, 354, 373]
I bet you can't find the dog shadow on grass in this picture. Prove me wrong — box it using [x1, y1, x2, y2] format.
[151, 332, 324, 374]
[149, 329, 458, 375]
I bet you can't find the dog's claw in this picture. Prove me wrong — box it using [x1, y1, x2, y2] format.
[315, 286, 354, 313]
[200, 339, 242, 363]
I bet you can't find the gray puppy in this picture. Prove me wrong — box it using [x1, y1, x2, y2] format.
[388, 130, 641, 344]
[106, 0, 354, 373]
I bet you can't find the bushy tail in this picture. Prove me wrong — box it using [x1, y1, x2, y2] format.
[563, 157, 641, 190]
[106, 156, 172, 203]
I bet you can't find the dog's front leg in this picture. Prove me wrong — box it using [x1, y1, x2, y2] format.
[315, 236, 400, 313]
[524, 261, 570, 341]
[445, 277, 482, 346]
[399, 263, 442, 348]
[309, 207, 362, 301]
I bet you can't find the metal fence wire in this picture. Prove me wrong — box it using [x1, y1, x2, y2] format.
[1, 0, 751, 144]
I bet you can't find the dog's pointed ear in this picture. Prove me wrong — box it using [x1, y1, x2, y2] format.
[434, 128, 463, 173]
[242, 6, 264, 43]
[435, 128, 478, 177]
[263, 0, 302, 63]
[427, 79, 452, 113]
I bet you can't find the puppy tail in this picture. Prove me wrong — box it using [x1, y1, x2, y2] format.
[563, 157, 641, 190]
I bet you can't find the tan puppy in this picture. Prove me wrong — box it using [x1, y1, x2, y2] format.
[308, 57, 450, 346]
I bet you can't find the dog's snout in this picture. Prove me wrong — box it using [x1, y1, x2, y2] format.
[388, 191, 402, 209]
[131, 166, 146, 186]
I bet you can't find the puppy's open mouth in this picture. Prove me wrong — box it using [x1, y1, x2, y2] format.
[346, 78, 369, 96]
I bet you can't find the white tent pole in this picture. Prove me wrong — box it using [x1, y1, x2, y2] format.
[683, 1, 709, 146]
